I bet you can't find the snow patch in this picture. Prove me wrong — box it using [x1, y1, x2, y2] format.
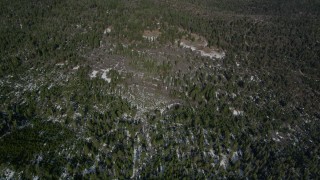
[199, 49, 225, 59]
[36, 155, 43, 163]
[90, 70, 99, 78]
[72, 65, 80, 70]
[231, 151, 239, 163]
[104, 26, 112, 34]
[73, 112, 82, 119]
[55, 63, 65, 66]
[219, 154, 228, 170]
[60, 169, 69, 179]
[180, 41, 197, 51]
[143, 30, 161, 42]
[131, 136, 142, 178]
[3, 169, 15, 180]
[229, 107, 243, 116]
[232, 110, 243, 116]
[273, 137, 281, 142]
[179, 33, 225, 59]
[82, 165, 96, 175]
[101, 68, 111, 83]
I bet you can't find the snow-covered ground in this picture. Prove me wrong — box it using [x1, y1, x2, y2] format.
[179, 34, 225, 59]
[199, 49, 225, 59]
[3, 169, 15, 180]
[219, 154, 228, 170]
[180, 42, 225, 59]
[104, 26, 112, 34]
[229, 107, 244, 116]
[101, 68, 112, 83]
[89, 69, 111, 83]
[231, 151, 239, 163]
[180, 41, 197, 51]
[90, 70, 99, 78]
[55, 63, 65, 66]
[72, 65, 80, 70]
[232, 110, 243, 116]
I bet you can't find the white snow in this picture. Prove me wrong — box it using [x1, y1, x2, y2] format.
[273, 137, 281, 142]
[73, 112, 82, 119]
[231, 151, 239, 163]
[232, 109, 243, 116]
[143, 35, 158, 42]
[230, 107, 243, 116]
[180, 42, 197, 51]
[199, 49, 225, 59]
[82, 165, 96, 175]
[215, 91, 219, 98]
[3, 169, 15, 179]
[61, 169, 69, 179]
[160, 102, 181, 114]
[55, 63, 65, 66]
[90, 70, 99, 78]
[146, 132, 152, 148]
[36, 155, 43, 163]
[72, 65, 80, 70]
[209, 149, 216, 158]
[101, 68, 111, 83]
[219, 154, 228, 170]
[180, 41, 225, 59]
[104, 27, 112, 34]
[25, 83, 37, 91]
[131, 136, 141, 179]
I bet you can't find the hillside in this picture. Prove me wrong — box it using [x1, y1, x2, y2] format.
[0, 0, 319, 178]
